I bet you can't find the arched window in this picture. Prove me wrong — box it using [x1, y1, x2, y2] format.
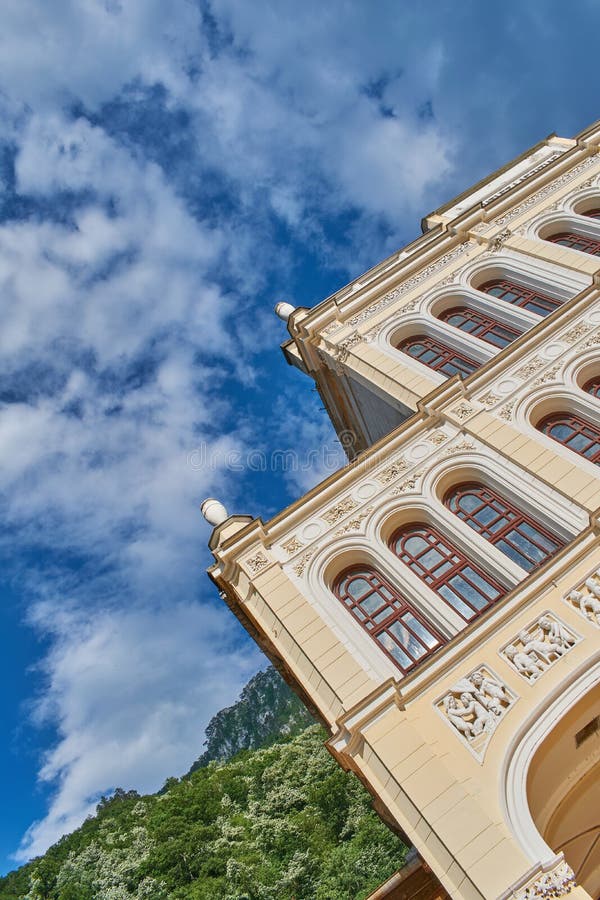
[333, 566, 443, 672]
[539, 412, 600, 465]
[445, 482, 564, 572]
[397, 335, 478, 377]
[389, 524, 505, 621]
[479, 279, 561, 317]
[582, 208, 600, 220]
[546, 231, 600, 257]
[439, 306, 522, 349]
[583, 375, 600, 399]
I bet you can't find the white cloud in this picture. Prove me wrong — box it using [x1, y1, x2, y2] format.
[2, 0, 598, 868]
[17, 601, 262, 861]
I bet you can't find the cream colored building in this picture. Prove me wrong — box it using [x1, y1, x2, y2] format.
[203, 120, 600, 900]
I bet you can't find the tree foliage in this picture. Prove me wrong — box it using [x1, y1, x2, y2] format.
[1, 726, 406, 900]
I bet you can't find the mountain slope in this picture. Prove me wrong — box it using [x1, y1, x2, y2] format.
[0, 668, 407, 899]
[187, 665, 314, 772]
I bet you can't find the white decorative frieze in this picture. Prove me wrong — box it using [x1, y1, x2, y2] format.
[390, 471, 424, 496]
[441, 439, 477, 457]
[479, 392, 501, 408]
[565, 571, 600, 627]
[292, 546, 318, 577]
[426, 430, 448, 445]
[563, 322, 593, 344]
[436, 665, 516, 760]
[533, 365, 561, 387]
[332, 331, 363, 363]
[506, 859, 576, 899]
[486, 228, 512, 253]
[333, 507, 374, 536]
[515, 356, 545, 380]
[245, 551, 270, 574]
[345, 241, 472, 327]
[450, 401, 476, 422]
[498, 399, 517, 421]
[500, 613, 578, 683]
[376, 456, 408, 484]
[321, 497, 358, 525]
[281, 536, 303, 555]
[494, 154, 598, 226]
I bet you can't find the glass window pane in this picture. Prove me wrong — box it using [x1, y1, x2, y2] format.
[462, 567, 501, 599]
[401, 613, 439, 649]
[419, 548, 445, 570]
[458, 493, 481, 512]
[359, 593, 386, 615]
[520, 521, 558, 552]
[403, 535, 429, 556]
[347, 578, 371, 599]
[496, 538, 533, 571]
[448, 574, 488, 610]
[377, 632, 412, 668]
[438, 583, 477, 619]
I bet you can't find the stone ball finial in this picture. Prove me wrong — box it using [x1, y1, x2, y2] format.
[201, 498, 229, 527]
[274, 302, 296, 321]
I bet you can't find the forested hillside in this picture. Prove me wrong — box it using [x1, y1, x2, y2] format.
[0, 669, 406, 900]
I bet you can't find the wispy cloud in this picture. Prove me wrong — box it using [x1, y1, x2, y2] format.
[1, 0, 599, 866]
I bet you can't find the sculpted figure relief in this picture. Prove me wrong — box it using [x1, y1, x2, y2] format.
[438, 666, 515, 758]
[567, 576, 600, 627]
[502, 613, 577, 683]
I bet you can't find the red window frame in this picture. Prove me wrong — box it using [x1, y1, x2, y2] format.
[583, 375, 600, 399]
[389, 523, 505, 622]
[439, 306, 522, 349]
[333, 566, 444, 672]
[546, 231, 600, 257]
[397, 334, 479, 378]
[444, 482, 564, 573]
[539, 412, 600, 465]
[582, 208, 600, 220]
[479, 279, 561, 317]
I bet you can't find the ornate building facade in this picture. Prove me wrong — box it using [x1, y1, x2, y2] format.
[203, 120, 600, 899]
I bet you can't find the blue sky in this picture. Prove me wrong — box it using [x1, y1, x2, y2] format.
[0, 0, 599, 874]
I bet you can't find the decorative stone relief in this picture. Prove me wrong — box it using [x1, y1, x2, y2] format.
[508, 859, 576, 899]
[436, 665, 516, 760]
[581, 331, 600, 349]
[441, 440, 477, 457]
[486, 228, 512, 253]
[292, 546, 318, 577]
[563, 322, 593, 344]
[479, 392, 501, 408]
[533, 365, 561, 386]
[450, 401, 476, 421]
[345, 241, 472, 327]
[333, 332, 363, 363]
[390, 471, 424, 495]
[245, 551, 269, 574]
[376, 457, 408, 484]
[498, 399, 518, 421]
[500, 613, 578, 683]
[334, 507, 374, 536]
[426, 430, 447, 445]
[565, 571, 600, 627]
[322, 497, 358, 525]
[515, 357, 545, 380]
[494, 155, 598, 226]
[281, 537, 303, 555]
